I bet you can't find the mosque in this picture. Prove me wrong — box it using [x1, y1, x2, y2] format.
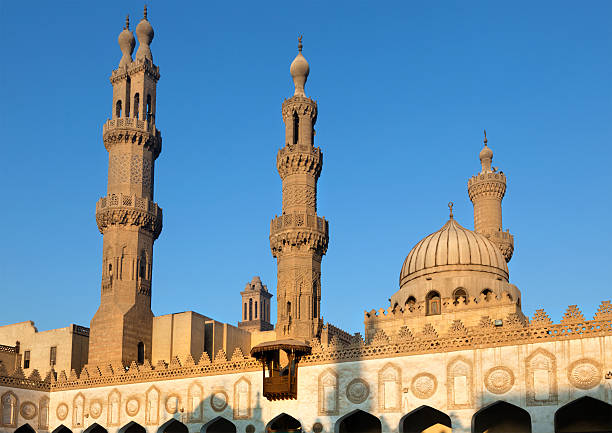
[0, 8, 611, 433]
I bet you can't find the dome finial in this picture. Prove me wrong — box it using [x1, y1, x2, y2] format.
[290, 35, 310, 97]
[483, 128, 487, 145]
[125, 14, 130, 30]
[448, 202, 454, 219]
[479, 130, 493, 172]
[144, 4, 148, 20]
[135, 5, 154, 61]
[118, 14, 135, 68]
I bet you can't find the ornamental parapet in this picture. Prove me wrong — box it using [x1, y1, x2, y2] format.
[96, 193, 163, 239]
[102, 118, 162, 158]
[282, 95, 317, 121]
[468, 172, 507, 200]
[110, 58, 160, 84]
[277, 146, 323, 179]
[270, 213, 329, 256]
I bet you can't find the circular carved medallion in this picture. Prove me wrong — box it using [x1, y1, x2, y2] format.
[568, 359, 602, 390]
[126, 397, 140, 416]
[346, 378, 370, 404]
[56, 403, 69, 421]
[246, 425, 256, 433]
[411, 373, 437, 399]
[485, 366, 515, 395]
[89, 400, 102, 419]
[165, 394, 181, 414]
[210, 391, 228, 412]
[313, 422, 323, 433]
[20, 401, 37, 420]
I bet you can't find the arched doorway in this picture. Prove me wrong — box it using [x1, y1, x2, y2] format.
[202, 417, 237, 433]
[159, 419, 189, 433]
[400, 405, 452, 433]
[267, 413, 302, 433]
[84, 424, 108, 433]
[15, 425, 36, 433]
[119, 422, 147, 433]
[472, 400, 531, 433]
[52, 426, 73, 433]
[336, 409, 381, 433]
[554, 396, 612, 433]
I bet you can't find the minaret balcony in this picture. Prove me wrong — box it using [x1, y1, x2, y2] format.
[270, 213, 327, 237]
[103, 118, 157, 135]
[270, 213, 329, 256]
[96, 193, 163, 238]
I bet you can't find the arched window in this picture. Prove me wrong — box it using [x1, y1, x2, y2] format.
[405, 296, 416, 308]
[292, 111, 299, 144]
[133, 93, 140, 119]
[254, 301, 258, 319]
[426, 291, 441, 316]
[243, 303, 247, 320]
[287, 301, 291, 316]
[249, 298, 253, 321]
[453, 288, 467, 305]
[115, 100, 122, 118]
[481, 289, 493, 300]
[146, 94, 152, 121]
[139, 251, 146, 279]
[137, 342, 144, 364]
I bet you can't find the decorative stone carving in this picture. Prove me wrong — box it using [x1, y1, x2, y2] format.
[145, 386, 160, 425]
[189, 382, 203, 422]
[89, 400, 102, 419]
[234, 377, 251, 419]
[568, 359, 602, 390]
[485, 366, 515, 395]
[411, 373, 437, 399]
[165, 394, 180, 414]
[56, 403, 69, 421]
[107, 389, 121, 426]
[313, 422, 323, 433]
[346, 378, 370, 404]
[1, 392, 18, 427]
[378, 363, 401, 412]
[19, 401, 37, 420]
[531, 309, 553, 326]
[210, 390, 228, 412]
[447, 356, 473, 409]
[126, 397, 140, 416]
[525, 348, 558, 406]
[38, 397, 49, 430]
[318, 369, 339, 415]
[73, 393, 85, 428]
[561, 305, 585, 324]
[594, 301, 612, 320]
[246, 425, 256, 433]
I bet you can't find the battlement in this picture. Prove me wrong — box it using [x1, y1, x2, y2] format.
[468, 171, 506, 185]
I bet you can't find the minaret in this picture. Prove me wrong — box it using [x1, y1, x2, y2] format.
[238, 276, 273, 332]
[468, 130, 514, 262]
[89, 8, 163, 367]
[270, 37, 329, 341]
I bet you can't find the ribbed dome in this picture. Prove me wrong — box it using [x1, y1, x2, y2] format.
[399, 218, 508, 286]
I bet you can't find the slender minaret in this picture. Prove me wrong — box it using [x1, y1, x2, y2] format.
[89, 8, 163, 366]
[468, 130, 514, 262]
[270, 37, 329, 341]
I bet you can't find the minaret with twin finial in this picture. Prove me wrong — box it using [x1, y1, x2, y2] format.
[468, 130, 514, 262]
[270, 37, 329, 341]
[89, 7, 163, 367]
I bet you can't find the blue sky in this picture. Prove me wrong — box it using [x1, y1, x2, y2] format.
[1, 1, 610, 334]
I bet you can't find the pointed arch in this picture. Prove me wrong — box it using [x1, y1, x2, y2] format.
[52, 426, 73, 433]
[1, 390, 18, 427]
[267, 413, 302, 433]
[145, 385, 160, 425]
[72, 392, 85, 428]
[107, 389, 121, 426]
[336, 409, 381, 433]
[318, 368, 339, 415]
[400, 405, 452, 433]
[525, 347, 558, 405]
[15, 424, 36, 433]
[554, 396, 612, 432]
[202, 416, 237, 433]
[118, 421, 146, 433]
[233, 376, 251, 419]
[39, 396, 49, 430]
[472, 400, 531, 433]
[378, 362, 401, 412]
[84, 423, 108, 433]
[447, 355, 473, 409]
[158, 419, 188, 433]
[189, 381, 204, 422]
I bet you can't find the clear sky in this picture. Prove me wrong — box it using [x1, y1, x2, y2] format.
[1, 1, 610, 335]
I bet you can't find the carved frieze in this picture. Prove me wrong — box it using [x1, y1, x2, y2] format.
[276, 147, 323, 180]
[568, 358, 602, 390]
[346, 378, 370, 404]
[411, 373, 437, 399]
[96, 198, 163, 239]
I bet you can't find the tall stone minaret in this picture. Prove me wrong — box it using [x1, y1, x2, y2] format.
[270, 37, 329, 341]
[468, 130, 514, 262]
[89, 9, 163, 367]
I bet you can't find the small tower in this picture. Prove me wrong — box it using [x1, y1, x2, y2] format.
[238, 276, 273, 332]
[468, 131, 514, 262]
[270, 37, 329, 341]
[89, 9, 163, 367]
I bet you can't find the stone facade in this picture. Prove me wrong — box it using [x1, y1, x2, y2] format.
[0, 9, 611, 433]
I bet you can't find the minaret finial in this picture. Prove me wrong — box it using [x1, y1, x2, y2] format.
[125, 14, 130, 30]
[483, 129, 488, 145]
[448, 202, 454, 219]
[144, 4, 148, 20]
[298, 35, 303, 52]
